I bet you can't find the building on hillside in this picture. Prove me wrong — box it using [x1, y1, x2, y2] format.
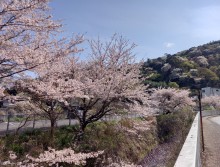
[201, 87, 220, 97]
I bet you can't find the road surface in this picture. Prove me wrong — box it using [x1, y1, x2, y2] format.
[203, 115, 220, 167]
[0, 114, 142, 136]
[0, 119, 78, 136]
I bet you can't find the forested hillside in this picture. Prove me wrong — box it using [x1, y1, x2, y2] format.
[142, 40, 220, 89]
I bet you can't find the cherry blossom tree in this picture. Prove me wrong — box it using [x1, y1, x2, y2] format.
[16, 55, 84, 140]
[61, 35, 149, 139]
[151, 88, 195, 114]
[17, 35, 149, 140]
[3, 149, 104, 166]
[0, 0, 84, 82]
[0, 0, 59, 79]
[0, 0, 84, 114]
[202, 95, 220, 109]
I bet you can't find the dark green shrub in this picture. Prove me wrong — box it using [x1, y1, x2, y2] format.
[156, 110, 194, 143]
[18, 133, 29, 143]
[4, 135, 15, 148]
[168, 82, 179, 88]
[56, 133, 73, 148]
[157, 114, 178, 142]
[12, 144, 24, 155]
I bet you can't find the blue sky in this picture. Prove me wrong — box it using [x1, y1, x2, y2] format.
[49, 0, 220, 60]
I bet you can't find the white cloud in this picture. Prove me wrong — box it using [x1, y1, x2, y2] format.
[164, 42, 175, 48]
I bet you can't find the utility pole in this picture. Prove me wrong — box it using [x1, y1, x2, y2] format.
[198, 89, 205, 151]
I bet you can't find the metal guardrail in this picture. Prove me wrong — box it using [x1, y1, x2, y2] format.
[174, 113, 201, 167]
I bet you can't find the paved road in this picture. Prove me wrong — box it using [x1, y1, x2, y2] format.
[0, 119, 78, 135]
[203, 116, 220, 167]
[0, 114, 143, 135]
[207, 116, 220, 125]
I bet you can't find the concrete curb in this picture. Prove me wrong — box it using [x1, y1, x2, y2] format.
[174, 113, 201, 167]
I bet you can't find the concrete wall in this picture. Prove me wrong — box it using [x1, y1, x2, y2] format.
[202, 87, 220, 97]
[174, 113, 201, 167]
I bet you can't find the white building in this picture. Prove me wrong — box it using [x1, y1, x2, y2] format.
[201, 87, 220, 97]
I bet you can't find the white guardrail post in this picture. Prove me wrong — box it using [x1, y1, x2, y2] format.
[174, 113, 201, 167]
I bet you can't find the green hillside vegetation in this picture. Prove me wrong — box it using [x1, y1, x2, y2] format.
[142, 40, 220, 89]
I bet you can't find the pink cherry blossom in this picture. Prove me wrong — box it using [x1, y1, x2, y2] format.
[151, 88, 195, 114]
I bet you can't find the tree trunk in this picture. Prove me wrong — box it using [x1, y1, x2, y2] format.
[50, 119, 56, 144]
[74, 122, 87, 142]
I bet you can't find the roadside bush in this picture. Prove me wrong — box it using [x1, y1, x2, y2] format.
[75, 119, 157, 165]
[55, 126, 75, 148]
[156, 109, 195, 143]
